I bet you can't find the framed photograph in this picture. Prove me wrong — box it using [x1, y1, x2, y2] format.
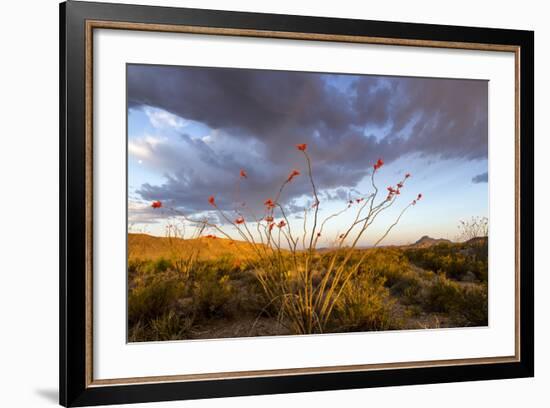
[60, 1, 534, 406]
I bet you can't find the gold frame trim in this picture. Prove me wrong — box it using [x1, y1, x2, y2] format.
[84, 20, 521, 388]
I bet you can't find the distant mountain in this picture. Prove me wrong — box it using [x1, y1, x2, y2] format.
[409, 235, 452, 248]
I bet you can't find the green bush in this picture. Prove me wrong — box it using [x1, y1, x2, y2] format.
[423, 274, 488, 326]
[450, 284, 488, 326]
[424, 273, 462, 313]
[358, 248, 411, 287]
[128, 277, 185, 324]
[192, 269, 234, 318]
[389, 271, 423, 302]
[405, 242, 488, 283]
[333, 272, 398, 332]
[154, 258, 172, 273]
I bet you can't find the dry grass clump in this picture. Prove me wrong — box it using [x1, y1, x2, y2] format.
[332, 271, 397, 332]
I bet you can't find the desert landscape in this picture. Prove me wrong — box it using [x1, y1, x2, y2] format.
[128, 228, 488, 342]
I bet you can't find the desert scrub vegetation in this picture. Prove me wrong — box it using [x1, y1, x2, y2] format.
[128, 142, 488, 341]
[404, 240, 488, 283]
[331, 269, 396, 332]
[422, 274, 488, 326]
[127, 239, 489, 340]
[128, 256, 267, 341]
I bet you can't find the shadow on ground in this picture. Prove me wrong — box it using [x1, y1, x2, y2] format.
[35, 388, 58, 404]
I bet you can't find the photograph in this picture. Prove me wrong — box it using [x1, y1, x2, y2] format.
[126, 64, 489, 342]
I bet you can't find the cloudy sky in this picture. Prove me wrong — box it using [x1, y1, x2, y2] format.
[127, 64, 488, 246]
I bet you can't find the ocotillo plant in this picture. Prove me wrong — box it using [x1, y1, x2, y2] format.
[152, 143, 422, 334]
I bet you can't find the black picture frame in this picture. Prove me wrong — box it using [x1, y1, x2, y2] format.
[60, 1, 534, 406]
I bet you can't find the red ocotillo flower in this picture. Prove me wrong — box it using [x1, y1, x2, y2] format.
[265, 216, 274, 222]
[239, 169, 248, 179]
[296, 143, 307, 151]
[264, 198, 275, 209]
[235, 216, 245, 224]
[412, 200, 417, 206]
[277, 220, 286, 228]
[417, 193, 423, 201]
[287, 169, 300, 182]
[317, 232, 321, 237]
[397, 182, 404, 189]
[339, 234, 345, 239]
[405, 173, 411, 178]
[208, 196, 216, 206]
[151, 200, 162, 209]
[373, 158, 384, 170]
[268, 222, 275, 232]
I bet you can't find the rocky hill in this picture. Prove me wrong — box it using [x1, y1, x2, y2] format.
[409, 235, 452, 248]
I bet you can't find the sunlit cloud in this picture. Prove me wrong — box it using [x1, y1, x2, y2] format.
[144, 106, 188, 129]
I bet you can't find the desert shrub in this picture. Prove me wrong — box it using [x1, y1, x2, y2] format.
[403, 304, 424, 319]
[332, 272, 398, 332]
[128, 259, 146, 278]
[128, 276, 185, 324]
[154, 258, 172, 273]
[423, 273, 462, 313]
[201, 256, 236, 276]
[149, 311, 195, 340]
[128, 311, 194, 342]
[356, 248, 411, 287]
[192, 268, 234, 319]
[457, 216, 488, 242]
[353, 248, 428, 305]
[423, 274, 488, 326]
[225, 269, 266, 315]
[405, 243, 488, 283]
[128, 320, 148, 342]
[390, 271, 424, 303]
[449, 284, 488, 326]
[128, 254, 268, 341]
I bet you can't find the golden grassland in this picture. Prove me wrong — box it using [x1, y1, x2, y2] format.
[127, 233, 488, 342]
[128, 233, 273, 262]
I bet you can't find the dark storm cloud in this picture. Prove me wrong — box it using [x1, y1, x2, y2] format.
[128, 65, 488, 215]
[472, 172, 489, 184]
